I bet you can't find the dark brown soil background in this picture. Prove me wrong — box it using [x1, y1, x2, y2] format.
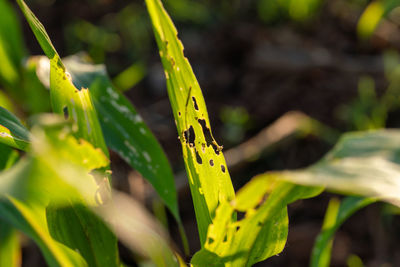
[16, 0, 400, 266]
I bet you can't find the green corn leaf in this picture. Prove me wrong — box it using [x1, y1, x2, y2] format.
[191, 175, 323, 266]
[0, 137, 21, 267]
[15, 2, 120, 264]
[0, 0, 51, 114]
[47, 203, 119, 267]
[34, 116, 119, 267]
[276, 130, 400, 207]
[146, 0, 235, 244]
[31, 53, 186, 250]
[15, 0, 108, 156]
[0, 197, 88, 267]
[0, 106, 29, 151]
[0, 143, 19, 170]
[15, 0, 57, 61]
[0, 220, 20, 267]
[0, 160, 92, 267]
[0, 0, 26, 88]
[0, 116, 117, 267]
[60, 54, 180, 222]
[310, 196, 376, 267]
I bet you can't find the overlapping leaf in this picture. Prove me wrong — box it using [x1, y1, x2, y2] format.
[96, 192, 182, 267]
[0, 117, 112, 267]
[15, 2, 121, 265]
[192, 175, 323, 266]
[0, 106, 29, 151]
[277, 130, 400, 207]
[146, 0, 235, 244]
[60, 54, 180, 222]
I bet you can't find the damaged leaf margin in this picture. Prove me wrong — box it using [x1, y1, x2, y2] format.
[16, 0, 108, 156]
[146, 0, 235, 245]
[192, 175, 323, 267]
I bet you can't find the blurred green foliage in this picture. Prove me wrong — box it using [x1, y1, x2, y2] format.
[220, 106, 251, 144]
[337, 50, 400, 131]
[257, 0, 323, 23]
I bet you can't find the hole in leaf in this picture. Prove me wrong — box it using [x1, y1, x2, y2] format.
[237, 211, 245, 220]
[198, 119, 222, 155]
[195, 149, 203, 164]
[183, 125, 195, 147]
[178, 111, 181, 116]
[192, 96, 199, 110]
[221, 165, 226, 173]
[63, 106, 69, 119]
[209, 159, 214, 166]
[208, 238, 214, 245]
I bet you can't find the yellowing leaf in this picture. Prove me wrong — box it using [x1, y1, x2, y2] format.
[146, 0, 235, 245]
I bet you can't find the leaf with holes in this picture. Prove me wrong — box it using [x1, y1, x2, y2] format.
[191, 175, 323, 266]
[16, 0, 108, 156]
[146, 0, 235, 245]
[15, 2, 120, 265]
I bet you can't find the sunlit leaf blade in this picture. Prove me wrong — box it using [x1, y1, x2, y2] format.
[0, 116, 115, 267]
[310, 196, 376, 267]
[0, 221, 20, 267]
[277, 130, 400, 207]
[32, 117, 119, 267]
[15, 0, 108, 156]
[0, 139, 20, 267]
[0, 159, 90, 267]
[15, 0, 57, 61]
[0, 106, 29, 150]
[0, 198, 88, 267]
[192, 176, 323, 267]
[16, 2, 119, 263]
[60, 54, 180, 221]
[145, 0, 235, 244]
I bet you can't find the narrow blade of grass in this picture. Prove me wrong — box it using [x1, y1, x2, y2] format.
[310, 196, 376, 267]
